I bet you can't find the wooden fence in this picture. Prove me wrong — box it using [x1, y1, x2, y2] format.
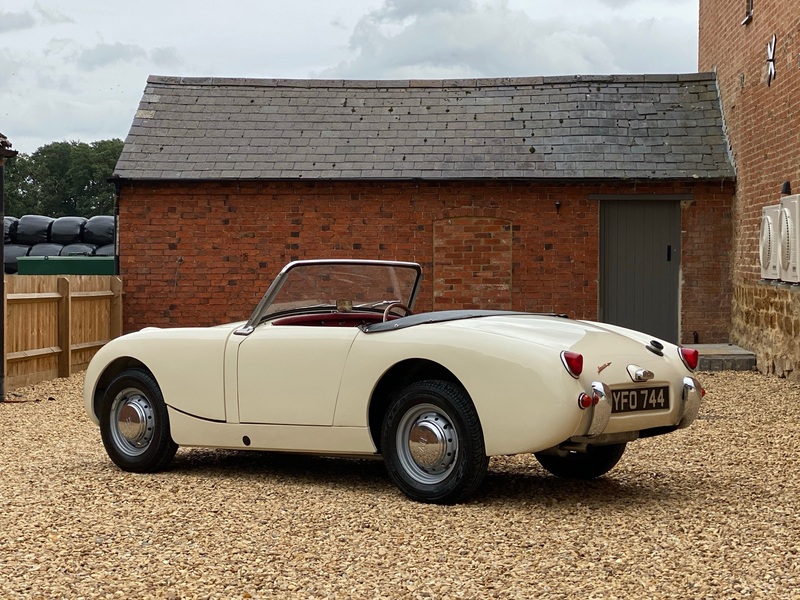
[4, 275, 123, 390]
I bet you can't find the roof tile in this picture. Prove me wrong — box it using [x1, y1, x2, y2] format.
[115, 74, 734, 181]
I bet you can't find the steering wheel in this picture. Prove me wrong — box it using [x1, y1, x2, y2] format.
[382, 302, 413, 322]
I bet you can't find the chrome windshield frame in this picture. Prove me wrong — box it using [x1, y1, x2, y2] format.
[234, 259, 423, 336]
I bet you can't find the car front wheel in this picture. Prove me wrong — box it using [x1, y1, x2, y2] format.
[381, 380, 488, 504]
[99, 368, 178, 473]
[534, 443, 626, 479]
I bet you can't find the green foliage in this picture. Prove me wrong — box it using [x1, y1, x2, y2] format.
[3, 139, 123, 218]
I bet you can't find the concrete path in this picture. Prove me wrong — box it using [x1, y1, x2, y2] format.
[687, 343, 756, 371]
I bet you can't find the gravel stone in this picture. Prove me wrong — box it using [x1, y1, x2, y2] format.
[1, 371, 799, 599]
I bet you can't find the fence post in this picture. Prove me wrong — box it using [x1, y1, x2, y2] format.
[2, 274, 6, 398]
[110, 276, 123, 339]
[57, 277, 72, 378]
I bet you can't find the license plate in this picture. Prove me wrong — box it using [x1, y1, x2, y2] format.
[611, 386, 670, 414]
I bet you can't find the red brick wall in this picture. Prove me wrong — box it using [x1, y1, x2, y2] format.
[433, 216, 513, 310]
[118, 179, 732, 344]
[681, 184, 736, 343]
[700, 0, 800, 281]
[700, 0, 800, 374]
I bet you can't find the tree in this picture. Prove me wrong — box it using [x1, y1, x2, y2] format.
[3, 139, 123, 218]
[3, 153, 34, 217]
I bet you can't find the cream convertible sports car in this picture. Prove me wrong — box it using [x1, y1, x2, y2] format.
[85, 259, 703, 504]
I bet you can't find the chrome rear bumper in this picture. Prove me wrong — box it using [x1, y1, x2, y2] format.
[584, 377, 701, 437]
[678, 376, 703, 428]
[586, 381, 612, 436]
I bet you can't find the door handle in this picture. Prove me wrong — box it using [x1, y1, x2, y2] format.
[666, 245, 672, 262]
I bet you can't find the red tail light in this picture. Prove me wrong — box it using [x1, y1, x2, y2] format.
[561, 351, 583, 378]
[577, 392, 600, 409]
[679, 347, 699, 371]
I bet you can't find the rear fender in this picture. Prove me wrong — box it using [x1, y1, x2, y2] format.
[335, 327, 586, 455]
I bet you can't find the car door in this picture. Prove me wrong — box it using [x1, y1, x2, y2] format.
[236, 323, 359, 425]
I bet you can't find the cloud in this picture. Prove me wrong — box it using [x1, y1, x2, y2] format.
[0, 54, 22, 88]
[378, 0, 472, 20]
[0, 10, 36, 33]
[34, 3, 74, 25]
[1, 90, 134, 155]
[1, 0, 699, 154]
[76, 42, 148, 71]
[595, 0, 640, 7]
[325, 1, 615, 78]
[150, 47, 182, 68]
[601, 16, 697, 74]
[323, 0, 696, 79]
[75, 41, 181, 72]
[0, 4, 72, 35]
[1, 34, 175, 151]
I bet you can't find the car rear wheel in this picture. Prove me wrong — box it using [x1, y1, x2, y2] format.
[99, 368, 178, 473]
[381, 380, 488, 504]
[534, 443, 626, 479]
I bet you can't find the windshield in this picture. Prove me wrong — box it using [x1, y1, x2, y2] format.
[247, 260, 422, 325]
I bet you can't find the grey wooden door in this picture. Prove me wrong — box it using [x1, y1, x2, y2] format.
[599, 200, 681, 343]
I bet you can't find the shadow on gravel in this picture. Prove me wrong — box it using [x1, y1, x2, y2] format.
[156, 448, 687, 507]
[474, 469, 678, 508]
[171, 448, 389, 487]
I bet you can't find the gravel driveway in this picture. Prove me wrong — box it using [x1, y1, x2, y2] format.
[1, 370, 799, 599]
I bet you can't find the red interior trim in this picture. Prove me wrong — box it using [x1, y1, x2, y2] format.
[270, 312, 387, 327]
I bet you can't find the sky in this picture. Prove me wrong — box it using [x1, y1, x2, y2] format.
[1, 0, 699, 154]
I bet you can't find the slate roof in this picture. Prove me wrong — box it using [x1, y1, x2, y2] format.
[115, 73, 734, 181]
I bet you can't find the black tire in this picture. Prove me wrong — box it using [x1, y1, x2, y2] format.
[99, 368, 178, 473]
[381, 380, 488, 504]
[534, 443, 626, 480]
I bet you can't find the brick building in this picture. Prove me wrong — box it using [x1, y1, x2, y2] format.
[115, 75, 733, 344]
[700, 0, 800, 375]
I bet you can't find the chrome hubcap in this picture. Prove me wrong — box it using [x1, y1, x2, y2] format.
[409, 418, 450, 469]
[396, 403, 458, 484]
[110, 388, 154, 456]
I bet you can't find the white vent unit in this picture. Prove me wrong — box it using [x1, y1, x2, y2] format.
[779, 194, 800, 283]
[760, 204, 781, 279]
